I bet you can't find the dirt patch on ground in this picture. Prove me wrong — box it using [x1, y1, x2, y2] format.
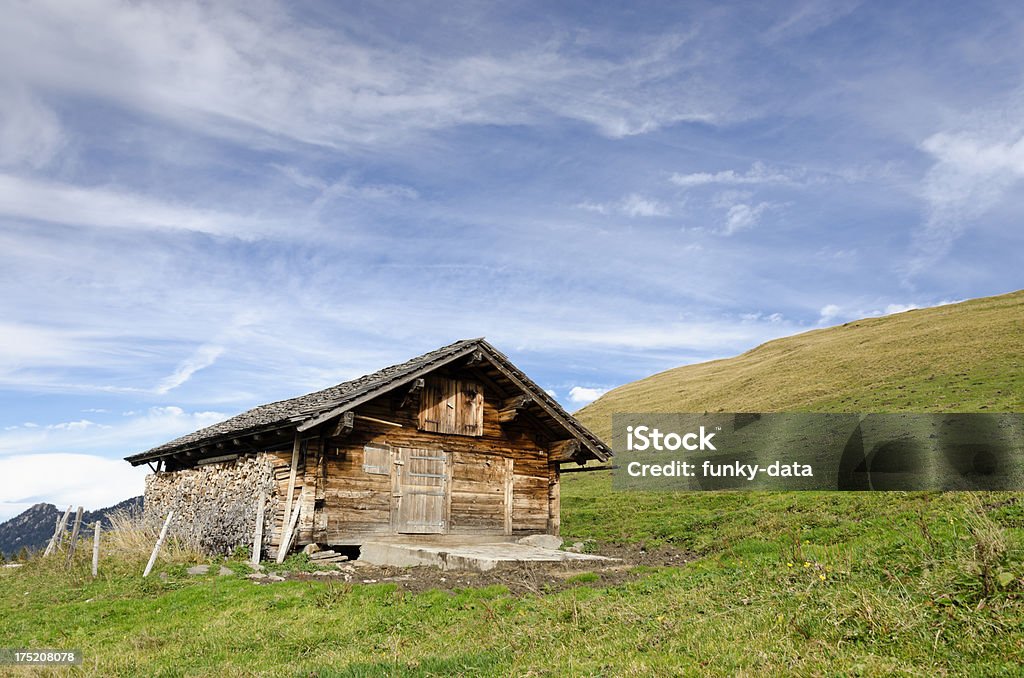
[266, 544, 694, 595]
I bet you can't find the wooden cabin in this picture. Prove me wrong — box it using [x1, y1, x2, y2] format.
[125, 339, 611, 558]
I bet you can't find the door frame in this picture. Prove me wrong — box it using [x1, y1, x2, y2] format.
[390, 447, 451, 534]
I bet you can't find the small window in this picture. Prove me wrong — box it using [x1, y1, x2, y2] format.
[418, 377, 483, 436]
[363, 444, 391, 475]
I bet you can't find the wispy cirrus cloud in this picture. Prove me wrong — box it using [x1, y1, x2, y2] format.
[908, 99, 1024, 276]
[670, 162, 802, 189]
[0, 174, 282, 237]
[722, 201, 777, 235]
[155, 344, 225, 394]
[0, 406, 226, 459]
[576, 193, 673, 217]
[0, 85, 65, 169]
[0, 1, 733, 149]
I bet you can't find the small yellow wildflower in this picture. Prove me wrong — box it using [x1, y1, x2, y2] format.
[787, 562, 793, 568]
[819, 574, 826, 581]
[804, 562, 810, 568]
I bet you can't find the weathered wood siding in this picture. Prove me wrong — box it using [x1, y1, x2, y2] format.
[146, 369, 564, 555]
[317, 372, 557, 543]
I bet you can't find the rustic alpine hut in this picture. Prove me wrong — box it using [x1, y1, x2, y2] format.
[125, 339, 610, 559]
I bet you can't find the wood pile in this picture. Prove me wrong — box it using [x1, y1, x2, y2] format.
[144, 455, 279, 555]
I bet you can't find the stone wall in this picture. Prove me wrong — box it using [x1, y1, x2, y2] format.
[144, 454, 280, 555]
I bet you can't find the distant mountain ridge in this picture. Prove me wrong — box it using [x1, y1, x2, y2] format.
[0, 496, 143, 559]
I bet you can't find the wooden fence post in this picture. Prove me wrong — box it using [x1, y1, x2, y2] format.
[43, 516, 61, 557]
[44, 505, 73, 557]
[92, 522, 101, 577]
[66, 506, 84, 564]
[143, 511, 173, 578]
[251, 492, 266, 567]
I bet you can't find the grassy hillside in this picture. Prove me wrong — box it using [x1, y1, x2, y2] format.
[576, 290, 1024, 442]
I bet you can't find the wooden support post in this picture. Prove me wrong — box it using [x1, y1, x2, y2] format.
[276, 495, 304, 563]
[503, 458, 514, 536]
[329, 411, 355, 438]
[251, 492, 266, 567]
[44, 505, 73, 557]
[548, 466, 561, 536]
[278, 433, 301, 558]
[65, 506, 84, 564]
[92, 522, 101, 577]
[143, 511, 173, 578]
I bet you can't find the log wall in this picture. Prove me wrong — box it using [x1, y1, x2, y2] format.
[321, 372, 556, 542]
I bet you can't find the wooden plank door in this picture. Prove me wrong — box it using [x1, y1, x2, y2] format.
[393, 448, 448, 534]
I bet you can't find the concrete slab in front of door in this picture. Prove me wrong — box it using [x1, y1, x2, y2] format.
[358, 540, 615, 572]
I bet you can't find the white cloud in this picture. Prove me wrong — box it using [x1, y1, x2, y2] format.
[621, 194, 672, 217]
[883, 303, 919, 315]
[818, 303, 842, 324]
[567, 386, 610, 405]
[0, 454, 148, 522]
[48, 419, 108, 431]
[0, 174, 280, 237]
[907, 93, 1024, 276]
[763, 0, 862, 43]
[670, 162, 799, 189]
[0, 322, 96, 375]
[0, 406, 226, 458]
[155, 344, 224, 394]
[0, 2, 730, 148]
[922, 132, 1024, 178]
[723, 202, 774, 235]
[274, 166, 420, 204]
[577, 193, 672, 218]
[816, 299, 960, 325]
[741, 312, 784, 324]
[0, 85, 65, 168]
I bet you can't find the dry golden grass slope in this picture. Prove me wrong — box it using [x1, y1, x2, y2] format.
[577, 290, 1024, 441]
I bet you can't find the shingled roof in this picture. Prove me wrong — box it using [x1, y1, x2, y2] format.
[125, 338, 610, 465]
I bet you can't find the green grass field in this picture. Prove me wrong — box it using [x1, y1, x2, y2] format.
[1, 291, 1022, 676]
[1, 487, 1021, 676]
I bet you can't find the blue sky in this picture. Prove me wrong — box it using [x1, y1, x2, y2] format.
[1, 0, 1022, 520]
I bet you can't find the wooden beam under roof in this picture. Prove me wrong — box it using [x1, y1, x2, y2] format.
[548, 439, 582, 463]
[498, 395, 532, 423]
[329, 411, 355, 438]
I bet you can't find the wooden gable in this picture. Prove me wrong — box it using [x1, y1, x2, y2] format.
[417, 376, 484, 436]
